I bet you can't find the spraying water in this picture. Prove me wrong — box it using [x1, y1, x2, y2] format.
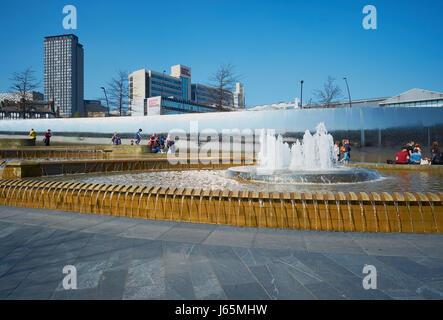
[258, 122, 335, 171]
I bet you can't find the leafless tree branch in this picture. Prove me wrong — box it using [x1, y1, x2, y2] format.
[313, 76, 343, 108]
[9, 67, 41, 118]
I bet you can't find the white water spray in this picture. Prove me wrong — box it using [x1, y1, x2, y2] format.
[258, 122, 336, 171]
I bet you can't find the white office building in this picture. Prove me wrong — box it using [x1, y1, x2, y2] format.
[129, 64, 245, 115]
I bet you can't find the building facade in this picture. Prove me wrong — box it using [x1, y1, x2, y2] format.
[129, 64, 244, 115]
[249, 89, 443, 111]
[0, 91, 44, 103]
[84, 100, 109, 117]
[44, 34, 84, 117]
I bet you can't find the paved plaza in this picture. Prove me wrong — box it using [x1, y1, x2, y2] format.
[0, 205, 443, 300]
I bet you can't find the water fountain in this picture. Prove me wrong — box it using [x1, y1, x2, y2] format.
[226, 123, 380, 184]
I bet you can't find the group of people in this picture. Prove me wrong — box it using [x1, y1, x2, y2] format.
[28, 128, 52, 146]
[334, 139, 351, 164]
[111, 129, 175, 154]
[148, 133, 174, 153]
[393, 140, 442, 165]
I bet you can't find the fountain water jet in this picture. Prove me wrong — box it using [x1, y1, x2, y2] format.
[227, 122, 380, 184]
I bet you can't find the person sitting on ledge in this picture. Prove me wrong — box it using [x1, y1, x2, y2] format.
[431, 141, 443, 165]
[409, 148, 422, 165]
[395, 147, 409, 164]
[111, 132, 121, 145]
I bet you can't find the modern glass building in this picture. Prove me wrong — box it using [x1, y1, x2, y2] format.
[191, 83, 234, 106]
[129, 64, 244, 116]
[44, 34, 84, 117]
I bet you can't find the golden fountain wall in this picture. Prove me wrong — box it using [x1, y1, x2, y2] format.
[0, 179, 441, 233]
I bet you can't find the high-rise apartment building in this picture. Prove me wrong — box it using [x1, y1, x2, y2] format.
[44, 34, 84, 117]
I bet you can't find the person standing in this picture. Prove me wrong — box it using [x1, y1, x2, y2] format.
[134, 129, 143, 145]
[44, 129, 52, 146]
[334, 141, 340, 163]
[29, 128, 37, 146]
[340, 139, 351, 164]
[406, 141, 415, 156]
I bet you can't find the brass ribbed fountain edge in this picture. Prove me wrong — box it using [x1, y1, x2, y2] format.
[0, 179, 441, 234]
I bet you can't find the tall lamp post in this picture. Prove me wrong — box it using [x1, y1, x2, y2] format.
[343, 77, 352, 108]
[101, 86, 110, 114]
[300, 80, 304, 109]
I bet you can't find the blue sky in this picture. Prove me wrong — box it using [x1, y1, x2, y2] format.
[1, 0, 442, 107]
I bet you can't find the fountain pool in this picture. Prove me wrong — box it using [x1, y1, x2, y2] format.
[227, 122, 380, 184]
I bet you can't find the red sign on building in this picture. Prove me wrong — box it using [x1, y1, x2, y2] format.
[180, 66, 191, 77]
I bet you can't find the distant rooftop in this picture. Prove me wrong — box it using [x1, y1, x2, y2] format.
[380, 88, 443, 105]
[44, 34, 79, 40]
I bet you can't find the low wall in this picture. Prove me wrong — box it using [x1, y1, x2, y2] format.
[0, 179, 441, 233]
[1, 158, 253, 179]
[0, 138, 35, 147]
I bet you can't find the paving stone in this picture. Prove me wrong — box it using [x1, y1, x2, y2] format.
[304, 281, 346, 300]
[233, 247, 274, 267]
[304, 232, 365, 254]
[253, 231, 307, 251]
[126, 258, 165, 288]
[250, 263, 315, 300]
[120, 224, 172, 240]
[276, 255, 323, 285]
[204, 245, 256, 286]
[105, 249, 132, 272]
[131, 239, 163, 260]
[54, 260, 107, 291]
[165, 272, 196, 300]
[0, 269, 31, 292]
[203, 229, 255, 248]
[6, 283, 56, 300]
[375, 256, 443, 282]
[415, 285, 443, 299]
[158, 225, 213, 244]
[222, 282, 270, 300]
[188, 260, 226, 300]
[0, 206, 442, 300]
[325, 252, 427, 294]
[96, 270, 127, 299]
[51, 287, 98, 300]
[122, 285, 166, 300]
[352, 236, 425, 257]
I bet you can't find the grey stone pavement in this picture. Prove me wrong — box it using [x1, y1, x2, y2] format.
[1, 206, 443, 300]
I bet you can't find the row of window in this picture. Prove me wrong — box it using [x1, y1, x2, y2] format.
[150, 73, 181, 86]
[151, 87, 181, 97]
[151, 80, 181, 91]
[162, 100, 217, 113]
[384, 100, 443, 108]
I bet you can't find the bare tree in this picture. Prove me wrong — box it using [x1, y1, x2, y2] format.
[9, 67, 41, 119]
[208, 63, 239, 111]
[313, 76, 343, 108]
[105, 70, 129, 116]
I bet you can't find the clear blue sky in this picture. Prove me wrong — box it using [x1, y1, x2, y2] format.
[1, 0, 442, 107]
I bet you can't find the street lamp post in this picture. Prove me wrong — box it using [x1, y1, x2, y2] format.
[101, 86, 110, 114]
[300, 80, 304, 109]
[343, 77, 352, 108]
